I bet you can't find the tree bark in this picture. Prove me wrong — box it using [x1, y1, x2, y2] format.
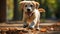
[0, 0, 6, 22]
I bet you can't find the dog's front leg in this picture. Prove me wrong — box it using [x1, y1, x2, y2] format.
[23, 20, 28, 28]
[29, 18, 38, 29]
[23, 12, 28, 28]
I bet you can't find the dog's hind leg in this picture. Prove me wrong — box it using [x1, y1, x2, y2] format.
[36, 21, 40, 30]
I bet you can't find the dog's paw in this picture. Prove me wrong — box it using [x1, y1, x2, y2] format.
[23, 24, 28, 28]
[36, 27, 40, 31]
[36, 28, 40, 31]
[28, 26, 34, 30]
[23, 22, 28, 28]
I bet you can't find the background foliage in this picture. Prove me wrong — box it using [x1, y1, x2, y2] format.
[7, 0, 60, 21]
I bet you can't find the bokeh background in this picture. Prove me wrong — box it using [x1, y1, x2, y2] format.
[0, 0, 60, 23]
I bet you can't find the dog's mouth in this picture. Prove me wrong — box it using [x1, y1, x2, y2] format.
[25, 12, 34, 17]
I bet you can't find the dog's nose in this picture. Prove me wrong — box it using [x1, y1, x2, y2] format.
[27, 9, 30, 11]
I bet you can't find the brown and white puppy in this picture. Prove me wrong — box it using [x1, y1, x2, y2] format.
[19, 1, 45, 30]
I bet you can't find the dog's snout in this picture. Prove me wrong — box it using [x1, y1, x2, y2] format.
[27, 9, 30, 11]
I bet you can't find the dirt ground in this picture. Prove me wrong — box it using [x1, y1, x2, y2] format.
[0, 20, 60, 34]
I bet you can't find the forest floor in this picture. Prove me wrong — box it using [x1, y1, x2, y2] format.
[0, 19, 60, 34]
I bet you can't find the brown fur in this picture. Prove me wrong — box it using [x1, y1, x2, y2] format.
[38, 8, 45, 12]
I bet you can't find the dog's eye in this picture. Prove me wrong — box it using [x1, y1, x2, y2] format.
[30, 5, 33, 7]
[25, 5, 27, 7]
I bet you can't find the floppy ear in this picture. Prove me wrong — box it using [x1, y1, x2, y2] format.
[32, 1, 40, 9]
[36, 2, 40, 9]
[19, 1, 25, 11]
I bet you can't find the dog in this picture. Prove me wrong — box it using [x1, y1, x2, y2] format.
[19, 1, 45, 30]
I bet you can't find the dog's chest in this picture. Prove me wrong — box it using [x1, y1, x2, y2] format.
[25, 14, 35, 22]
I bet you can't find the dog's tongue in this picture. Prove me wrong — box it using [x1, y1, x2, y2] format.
[27, 12, 32, 16]
[25, 12, 33, 17]
[28, 12, 31, 14]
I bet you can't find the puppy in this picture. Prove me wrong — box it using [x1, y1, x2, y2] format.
[19, 1, 45, 30]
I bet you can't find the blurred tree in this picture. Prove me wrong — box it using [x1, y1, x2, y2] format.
[7, 0, 14, 20]
[47, 0, 57, 19]
[13, 0, 19, 20]
[13, 0, 23, 21]
[0, 0, 6, 22]
[55, 0, 60, 20]
[13, 0, 22, 20]
[38, 0, 49, 19]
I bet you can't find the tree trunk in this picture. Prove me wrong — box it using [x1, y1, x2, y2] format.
[55, 0, 60, 19]
[13, 0, 23, 21]
[0, 0, 6, 22]
[13, 0, 19, 21]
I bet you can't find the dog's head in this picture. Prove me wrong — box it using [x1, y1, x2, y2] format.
[19, 1, 39, 17]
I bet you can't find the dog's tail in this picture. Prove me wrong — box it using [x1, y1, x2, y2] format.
[38, 8, 45, 13]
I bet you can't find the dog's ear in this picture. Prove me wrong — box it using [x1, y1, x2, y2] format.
[19, 1, 25, 11]
[32, 1, 40, 9]
[35, 2, 40, 9]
